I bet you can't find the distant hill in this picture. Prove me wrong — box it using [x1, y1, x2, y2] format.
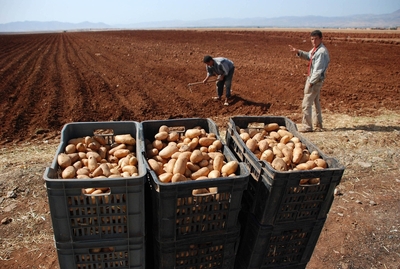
[1, 9, 399, 33]
[0, 21, 110, 33]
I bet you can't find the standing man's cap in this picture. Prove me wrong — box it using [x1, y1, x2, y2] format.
[203, 55, 213, 63]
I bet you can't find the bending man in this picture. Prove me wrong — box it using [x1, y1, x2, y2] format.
[203, 55, 235, 106]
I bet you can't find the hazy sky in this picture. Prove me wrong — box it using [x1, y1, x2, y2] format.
[0, 0, 399, 25]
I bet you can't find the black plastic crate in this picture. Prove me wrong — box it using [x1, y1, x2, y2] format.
[154, 228, 240, 269]
[226, 116, 344, 225]
[139, 118, 249, 242]
[43, 121, 147, 242]
[56, 237, 145, 269]
[235, 213, 325, 269]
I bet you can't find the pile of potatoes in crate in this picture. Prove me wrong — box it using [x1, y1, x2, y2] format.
[145, 125, 239, 193]
[57, 134, 139, 186]
[238, 122, 327, 177]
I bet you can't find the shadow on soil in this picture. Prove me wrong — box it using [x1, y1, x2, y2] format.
[231, 95, 272, 110]
[330, 125, 400, 132]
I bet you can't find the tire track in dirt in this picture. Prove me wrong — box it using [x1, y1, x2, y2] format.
[65, 32, 160, 120]
[61, 33, 144, 121]
[61, 34, 113, 119]
[0, 34, 47, 68]
[38, 33, 83, 129]
[0, 35, 59, 140]
[0, 36, 51, 94]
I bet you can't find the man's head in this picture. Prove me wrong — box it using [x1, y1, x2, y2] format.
[203, 55, 214, 66]
[310, 30, 323, 48]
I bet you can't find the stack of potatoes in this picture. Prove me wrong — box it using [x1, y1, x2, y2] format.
[56, 134, 138, 194]
[145, 125, 239, 194]
[237, 123, 327, 182]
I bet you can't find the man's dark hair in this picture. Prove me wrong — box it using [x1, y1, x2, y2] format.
[203, 55, 213, 63]
[311, 30, 323, 38]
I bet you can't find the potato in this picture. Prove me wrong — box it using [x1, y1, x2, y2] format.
[152, 139, 164, 150]
[189, 149, 203, 164]
[191, 167, 210, 180]
[93, 135, 107, 146]
[148, 159, 163, 175]
[86, 151, 102, 162]
[114, 134, 136, 145]
[164, 158, 177, 173]
[192, 188, 209, 195]
[213, 154, 224, 171]
[62, 166, 76, 179]
[212, 140, 223, 150]
[260, 149, 274, 163]
[185, 128, 202, 139]
[199, 137, 216, 147]
[171, 173, 187, 183]
[87, 155, 98, 172]
[258, 139, 269, 152]
[252, 132, 263, 142]
[308, 178, 320, 184]
[68, 137, 85, 145]
[271, 158, 288, 171]
[122, 165, 138, 175]
[155, 131, 169, 141]
[208, 170, 221, 178]
[246, 138, 258, 153]
[109, 143, 126, 155]
[72, 160, 83, 170]
[65, 144, 76, 154]
[272, 146, 283, 158]
[280, 135, 291, 144]
[159, 144, 179, 159]
[248, 129, 258, 138]
[129, 156, 138, 166]
[159, 172, 173, 183]
[91, 165, 104, 177]
[309, 150, 320, 161]
[292, 147, 303, 164]
[100, 163, 112, 177]
[113, 149, 130, 159]
[87, 140, 101, 151]
[277, 129, 294, 139]
[173, 156, 187, 175]
[198, 159, 209, 168]
[239, 132, 251, 142]
[221, 161, 238, 175]
[264, 123, 279, 132]
[208, 144, 218, 152]
[296, 163, 310, 170]
[315, 158, 327, 168]
[159, 125, 169, 133]
[57, 153, 71, 169]
[187, 138, 199, 150]
[167, 131, 179, 142]
[76, 167, 90, 176]
[97, 146, 107, 159]
[282, 147, 293, 159]
[187, 162, 200, 172]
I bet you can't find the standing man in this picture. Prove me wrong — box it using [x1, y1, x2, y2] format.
[289, 30, 330, 132]
[203, 55, 235, 106]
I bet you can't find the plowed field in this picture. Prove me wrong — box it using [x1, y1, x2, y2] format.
[0, 29, 399, 269]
